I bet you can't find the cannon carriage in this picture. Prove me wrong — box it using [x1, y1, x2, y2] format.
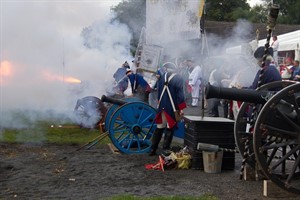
[74, 94, 157, 154]
[100, 95, 157, 154]
[206, 80, 300, 194]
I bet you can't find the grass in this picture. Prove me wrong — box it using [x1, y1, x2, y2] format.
[0, 121, 110, 145]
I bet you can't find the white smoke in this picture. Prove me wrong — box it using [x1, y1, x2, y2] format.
[204, 19, 259, 87]
[1, 1, 262, 131]
[0, 1, 130, 129]
[145, 0, 259, 87]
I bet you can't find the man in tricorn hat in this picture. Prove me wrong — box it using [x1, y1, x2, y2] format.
[230, 46, 281, 119]
[149, 62, 186, 156]
[113, 61, 130, 95]
[250, 46, 281, 89]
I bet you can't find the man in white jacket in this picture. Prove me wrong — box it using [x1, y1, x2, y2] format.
[187, 59, 202, 107]
[271, 35, 279, 67]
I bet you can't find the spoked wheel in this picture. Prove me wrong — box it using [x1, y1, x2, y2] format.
[253, 83, 300, 194]
[108, 102, 157, 154]
[235, 81, 295, 169]
[74, 96, 107, 128]
[104, 97, 142, 132]
[104, 104, 119, 131]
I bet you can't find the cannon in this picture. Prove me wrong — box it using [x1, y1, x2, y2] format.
[74, 94, 157, 154]
[205, 80, 300, 194]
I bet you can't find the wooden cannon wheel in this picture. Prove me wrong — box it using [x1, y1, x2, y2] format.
[107, 102, 157, 154]
[234, 81, 296, 169]
[103, 97, 142, 132]
[253, 82, 300, 194]
[74, 96, 107, 129]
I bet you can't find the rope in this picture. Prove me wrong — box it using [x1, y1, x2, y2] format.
[240, 138, 250, 179]
[219, 147, 239, 153]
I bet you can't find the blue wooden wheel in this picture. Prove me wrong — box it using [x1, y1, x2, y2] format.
[104, 104, 118, 131]
[108, 102, 157, 154]
[123, 97, 142, 103]
[104, 97, 142, 131]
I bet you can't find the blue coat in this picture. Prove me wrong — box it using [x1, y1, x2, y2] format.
[291, 66, 300, 81]
[113, 67, 128, 93]
[127, 73, 150, 92]
[251, 64, 282, 89]
[127, 73, 151, 103]
[156, 72, 186, 128]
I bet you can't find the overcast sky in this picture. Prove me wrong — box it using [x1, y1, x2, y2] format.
[248, 0, 263, 7]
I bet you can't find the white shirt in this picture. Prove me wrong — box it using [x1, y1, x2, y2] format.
[208, 69, 218, 86]
[188, 65, 202, 86]
[271, 39, 279, 52]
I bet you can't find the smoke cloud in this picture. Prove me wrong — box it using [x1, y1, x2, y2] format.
[145, 0, 259, 88]
[1, 0, 130, 129]
[1, 1, 261, 130]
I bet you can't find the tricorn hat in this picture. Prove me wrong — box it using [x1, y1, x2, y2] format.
[123, 61, 130, 69]
[254, 46, 273, 59]
[162, 62, 177, 72]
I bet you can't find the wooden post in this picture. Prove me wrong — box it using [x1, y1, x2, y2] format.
[263, 180, 298, 198]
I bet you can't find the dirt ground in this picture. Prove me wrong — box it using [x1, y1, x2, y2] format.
[1, 142, 299, 200]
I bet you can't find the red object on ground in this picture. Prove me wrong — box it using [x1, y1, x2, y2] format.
[144, 156, 165, 172]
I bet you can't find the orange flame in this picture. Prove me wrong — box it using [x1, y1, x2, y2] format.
[0, 60, 14, 85]
[42, 71, 81, 84]
[64, 76, 81, 83]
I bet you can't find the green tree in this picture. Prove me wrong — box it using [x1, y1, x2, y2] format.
[276, 0, 300, 24]
[248, 4, 268, 23]
[261, 0, 300, 24]
[205, 0, 250, 21]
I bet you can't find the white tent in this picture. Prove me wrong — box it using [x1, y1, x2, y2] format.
[258, 30, 300, 60]
[226, 30, 300, 60]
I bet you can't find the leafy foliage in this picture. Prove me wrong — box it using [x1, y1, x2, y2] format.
[247, 5, 268, 23]
[275, 0, 300, 24]
[205, 0, 250, 21]
[259, 0, 300, 24]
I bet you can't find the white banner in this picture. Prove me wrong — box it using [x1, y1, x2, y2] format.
[137, 44, 163, 87]
[139, 44, 163, 73]
[146, 0, 202, 45]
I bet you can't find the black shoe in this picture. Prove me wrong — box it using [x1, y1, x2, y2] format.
[149, 151, 157, 156]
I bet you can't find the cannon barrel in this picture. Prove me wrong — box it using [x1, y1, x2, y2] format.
[205, 83, 273, 104]
[101, 95, 127, 106]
